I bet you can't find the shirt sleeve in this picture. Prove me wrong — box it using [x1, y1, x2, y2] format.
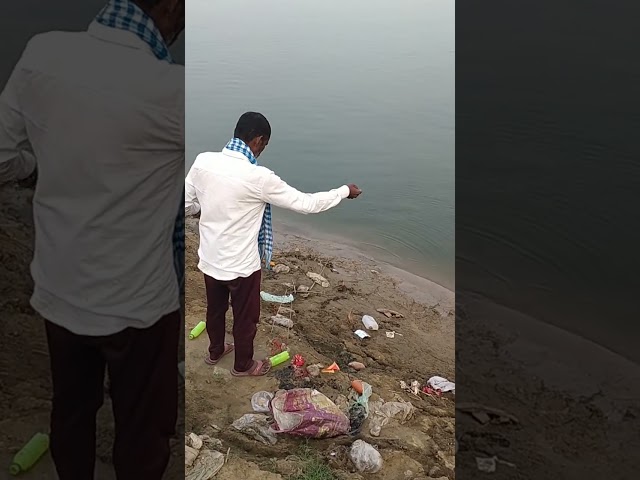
[184, 165, 201, 216]
[259, 170, 350, 214]
[0, 54, 36, 184]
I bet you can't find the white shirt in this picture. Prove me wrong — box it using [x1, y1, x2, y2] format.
[185, 148, 350, 280]
[0, 23, 184, 335]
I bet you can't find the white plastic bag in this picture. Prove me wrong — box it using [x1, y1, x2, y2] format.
[427, 375, 456, 393]
[350, 440, 383, 473]
[369, 399, 415, 436]
[251, 391, 274, 413]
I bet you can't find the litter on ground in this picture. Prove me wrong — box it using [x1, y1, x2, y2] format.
[350, 439, 383, 473]
[376, 308, 405, 318]
[251, 391, 274, 413]
[306, 272, 330, 287]
[260, 291, 295, 303]
[273, 264, 290, 273]
[476, 455, 516, 473]
[231, 414, 278, 445]
[321, 362, 340, 373]
[369, 398, 415, 436]
[354, 329, 371, 339]
[361, 315, 379, 330]
[427, 375, 456, 393]
[456, 402, 519, 424]
[184, 433, 225, 480]
[278, 306, 296, 315]
[270, 314, 294, 328]
[270, 388, 350, 438]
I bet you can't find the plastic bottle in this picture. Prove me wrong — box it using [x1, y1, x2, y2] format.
[9, 433, 49, 476]
[269, 350, 290, 367]
[361, 315, 379, 330]
[189, 321, 206, 339]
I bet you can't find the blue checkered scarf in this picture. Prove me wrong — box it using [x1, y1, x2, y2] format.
[225, 138, 273, 269]
[96, 0, 185, 291]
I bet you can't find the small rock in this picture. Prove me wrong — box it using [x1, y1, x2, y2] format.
[376, 308, 404, 318]
[270, 314, 294, 328]
[428, 465, 442, 477]
[349, 361, 366, 371]
[212, 366, 231, 377]
[186, 432, 203, 450]
[185, 445, 199, 467]
[275, 458, 301, 476]
[476, 456, 496, 473]
[306, 272, 330, 287]
[307, 365, 321, 377]
[273, 264, 290, 273]
[334, 394, 350, 414]
[200, 435, 223, 450]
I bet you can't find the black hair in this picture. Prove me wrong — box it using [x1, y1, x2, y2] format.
[234, 112, 271, 143]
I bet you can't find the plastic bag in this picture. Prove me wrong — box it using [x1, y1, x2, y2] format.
[251, 391, 274, 413]
[185, 450, 225, 480]
[369, 399, 415, 436]
[349, 382, 372, 416]
[270, 388, 350, 438]
[350, 440, 383, 473]
[231, 414, 277, 445]
[427, 375, 455, 393]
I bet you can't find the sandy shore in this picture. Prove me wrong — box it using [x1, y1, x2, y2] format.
[276, 234, 453, 312]
[455, 292, 640, 478]
[184, 217, 456, 479]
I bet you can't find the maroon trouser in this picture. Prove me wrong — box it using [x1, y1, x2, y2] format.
[204, 269, 261, 372]
[45, 311, 180, 480]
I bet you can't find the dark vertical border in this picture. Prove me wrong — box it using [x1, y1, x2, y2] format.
[0, 1, 185, 478]
[457, 0, 640, 477]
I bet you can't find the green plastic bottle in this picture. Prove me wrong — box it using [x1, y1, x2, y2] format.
[269, 350, 290, 367]
[189, 321, 206, 340]
[9, 433, 49, 476]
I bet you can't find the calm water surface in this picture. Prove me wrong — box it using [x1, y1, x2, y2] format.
[186, 0, 455, 289]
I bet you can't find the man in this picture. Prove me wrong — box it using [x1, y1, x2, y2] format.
[185, 112, 362, 377]
[0, 0, 184, 478]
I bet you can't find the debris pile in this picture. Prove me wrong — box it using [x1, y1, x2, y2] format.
[185, 433, 225, 480]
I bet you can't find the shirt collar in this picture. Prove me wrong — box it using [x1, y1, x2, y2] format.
[87, 21, 156, 58]
[222, 148, 254, 162]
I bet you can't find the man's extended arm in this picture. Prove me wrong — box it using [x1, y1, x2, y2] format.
[0, 54, 36, 185]
[259, 171, 353, 214]
[184, 166, 201, 216]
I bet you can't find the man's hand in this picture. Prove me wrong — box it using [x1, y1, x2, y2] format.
[347, 184, 362, 199]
